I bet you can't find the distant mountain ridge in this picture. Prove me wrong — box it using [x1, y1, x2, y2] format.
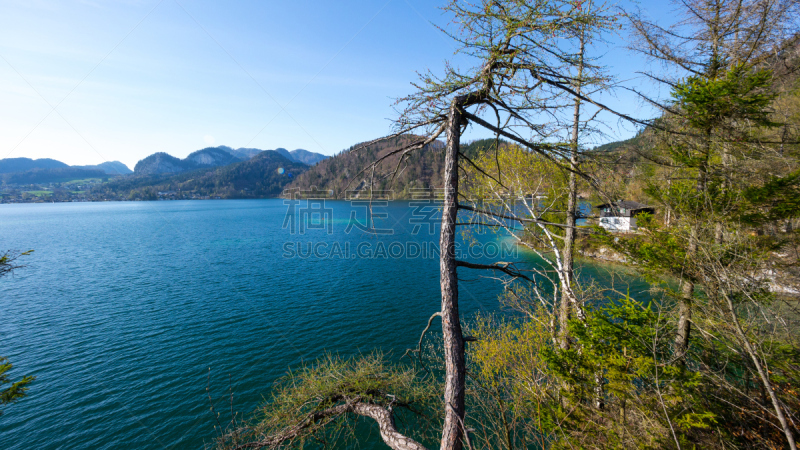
[0, 157, 133, 185]
[272, 148, 328, 165]
[0, 146, 326, 180]
[3, 167, 108, 185]
[221, 146, 327, 165]
[216, 146, 262, 160]
[134, 147, 245, 175]
[0, 144, 328, 194]
[133, 146, 328, 175]
[73, 161, 133, 175]
[0, 158, 69, 174]
[590, 134, 642, 153]
[0, 157, 132, 175]
[96, 149, 308, 199]
[214, 145, 327, 165]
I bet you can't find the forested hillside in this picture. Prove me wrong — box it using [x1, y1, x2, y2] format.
[73, 161, 132, 175]
[2, 168, 108, 185]
[93, 150, 307, 200]
[284, 136, 502, 198]
[0, 157, 68, 173]
[274, 148, 328, 165]
[0, 157, 131, 182]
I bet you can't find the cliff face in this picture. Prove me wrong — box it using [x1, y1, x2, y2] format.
[272, 148, 328, 165]
[134, 153, 187, 175]
[222, 147, 262, 160]
[215, 146, 328, 163]
[134, 149, 243, 175]
[185, 147, 242, 167]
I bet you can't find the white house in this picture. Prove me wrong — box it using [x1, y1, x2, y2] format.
[596, 201, 655, 232]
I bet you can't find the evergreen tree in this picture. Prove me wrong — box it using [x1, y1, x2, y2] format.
[0, 251, 35, 416]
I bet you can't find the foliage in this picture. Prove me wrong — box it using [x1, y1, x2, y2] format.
[0, 250, 35, 416]
[215, 353, 438, 449]
[466, 289, 800, 449]
[672, 64, 779, 135]
[740, 168, 800, 225]
[0, 250, 31, 278]
[0, 357, 35, 416]
[460, 142, 574, 247]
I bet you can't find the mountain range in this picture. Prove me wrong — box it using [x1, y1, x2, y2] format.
[0, 157, 133, 185]
[0, 158, 132, 175]
[92, 138, 502, 200]
[213, 146, 327, 165]
[133, 147, 241, 175]
[273, 148, 328, 165]
[95, 149, 308, 200]
[0, 158, 69, 173]
[0, 146, 327, 187]
[132, 146, 327, 175]
[1, 138, 512, 200]
[73, 161, 133, 175]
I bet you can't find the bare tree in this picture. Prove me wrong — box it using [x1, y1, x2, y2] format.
[219, 1, 635, 448]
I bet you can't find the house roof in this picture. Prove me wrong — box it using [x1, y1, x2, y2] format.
[595, 200, 653, 210]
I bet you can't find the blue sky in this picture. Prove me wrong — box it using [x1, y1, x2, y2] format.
[0, 0, 674, 169]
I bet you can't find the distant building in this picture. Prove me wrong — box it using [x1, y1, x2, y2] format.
[596, 201, 655, 232]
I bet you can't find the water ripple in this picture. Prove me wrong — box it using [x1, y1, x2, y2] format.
[0, 200, 646, 449]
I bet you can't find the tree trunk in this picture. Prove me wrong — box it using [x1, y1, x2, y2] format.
[249, 401, 430, 450]
[560, 109, 579, 350]
[440, 97, 466, 450]
[722, 290, 798, 450]
[559, 32, 585, 351]
[665, 178, 672, 227]
[675, 283, 693, 360]
[352, 403, 431, 450]
[675, 227, 695, 362]
[675, 134, 708, 362]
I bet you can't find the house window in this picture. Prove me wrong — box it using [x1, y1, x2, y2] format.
[614, 218, 620, 224]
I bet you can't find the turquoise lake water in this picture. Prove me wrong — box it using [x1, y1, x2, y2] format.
[0, 200, 649, 449]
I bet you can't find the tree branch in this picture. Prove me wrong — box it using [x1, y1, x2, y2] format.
[456, 260, 533, 282]
[234, 399, 429, 450]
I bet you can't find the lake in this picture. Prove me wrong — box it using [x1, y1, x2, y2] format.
[0, 200, 648, 449]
